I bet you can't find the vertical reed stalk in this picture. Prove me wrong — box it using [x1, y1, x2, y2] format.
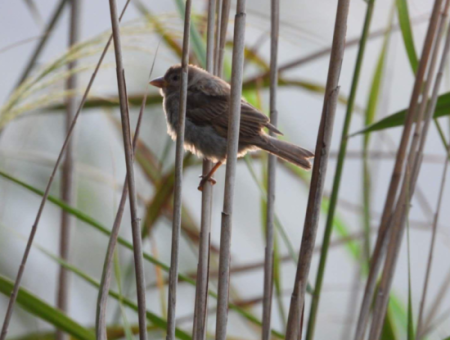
[107, 0, 147, 339]
[56, 1, 80, 340]
[215, 1, 247, 339]
[0, 2, 131, 339]
[305, 1, 376, 339]
[217, 0, 231, 76]
[166, 1, 192, 339]
[192, 1, 216, 339]
[285, 0, 351, 338]
[353, 1, 444, 338]
[96, 52, 156, 338]
[416, 145, 450, 340]
[261, 1, 279, 340]
[368, 1, 449, 338]
[214, 0, 223, 76]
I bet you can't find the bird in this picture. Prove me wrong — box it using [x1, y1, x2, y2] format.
[150, 64, 314, 191]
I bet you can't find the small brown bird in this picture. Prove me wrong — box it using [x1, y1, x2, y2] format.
[150, 65, 314, 190]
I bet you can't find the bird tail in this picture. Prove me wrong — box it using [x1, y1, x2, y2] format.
[255, 136, 314, 170]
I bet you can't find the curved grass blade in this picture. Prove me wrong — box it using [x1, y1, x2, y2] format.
[351, 91, 450, 135]
[0, 275, 95, 340]
[396, 0, 419, 73]
[174, 0, 206, 67]
[0, 170, 284, 339]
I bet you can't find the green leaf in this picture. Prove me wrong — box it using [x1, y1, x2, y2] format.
[0, 170, 284, 339]
[0, 275, 95, 340]
[351, 91, 450, 135]
[396, 0, 419, 73]
[23, 243, 191, 340]
[174, 0, 206, 67]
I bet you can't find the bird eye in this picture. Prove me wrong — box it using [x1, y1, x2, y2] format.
[172, 75, 179, 81]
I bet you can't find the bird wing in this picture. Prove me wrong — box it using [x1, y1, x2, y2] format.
[186, 90, 282, 142]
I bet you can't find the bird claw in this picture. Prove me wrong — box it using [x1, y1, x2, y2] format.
[198, 175, 217, 191]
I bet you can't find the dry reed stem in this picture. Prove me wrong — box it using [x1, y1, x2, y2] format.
[14, 0, 69, 89]
[96, 51, 157, 339]
[423, 267, 450, 331]
[166, 1, 193, 339]
[107, 0, 148, 339]
[217, 0, 231, 76]
[416, 145, 450, 340]
[215, 1, 247, 339]
[213, 0, 223, 76]
[367, 1, 449, 338]
[353, 1, 445, 338]
[416, 7, 450, 336]
[284, 0, 351, 338]
[192, 0, 216, 339]
[56, 1, 80, 340]
[0, 2, 131, 339]
[261, 1, 279, 340]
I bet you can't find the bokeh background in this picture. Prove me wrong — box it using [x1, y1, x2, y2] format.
[0, 0, 449, 339]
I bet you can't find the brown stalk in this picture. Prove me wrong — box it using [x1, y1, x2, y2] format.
[192, 0, 216, 339]
[261, 1, 279, 340]
[0, 2, 131, 339]
[353, 1, 445, 338]
[284, 0, 351, 338]
[14, 0, 69, 89]
[416, 147, 450, 339]
[213, 0, 223, 76]
[423, 267, 450, 331]
[56, 1, 80, 340]
[96, 49, 157, 339]
[217, 0, 231, 77]
[107, 0, 148, 339]
[215, 1, 247, 339]
[166, 1, 193, 339]
[367, 1, 450, 338]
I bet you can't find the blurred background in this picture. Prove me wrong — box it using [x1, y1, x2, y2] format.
[0, 0, 449, 339]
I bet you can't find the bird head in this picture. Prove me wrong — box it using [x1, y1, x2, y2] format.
[150, 65, 209, 96]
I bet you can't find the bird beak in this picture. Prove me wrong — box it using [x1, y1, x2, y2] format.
[150, 77, 167, 88]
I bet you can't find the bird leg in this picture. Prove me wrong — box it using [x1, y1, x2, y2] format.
[198, 161, 223, 191]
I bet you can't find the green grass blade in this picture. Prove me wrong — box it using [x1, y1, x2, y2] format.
[362, 2, 394, 267]
[351, 91, 450, 134]
[174, 0, 206, 67]
[0, 170, 284, 339]
[306, 1, 378, 331]
[382, 301, 398, 340]
[396, 0, 419, 73]
[0, 275, 95, 340]
[15, 240, 191, 340]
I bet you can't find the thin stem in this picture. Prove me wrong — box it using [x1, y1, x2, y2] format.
[284, 0, 351, 338]
[0, 2, 131, 339]
[305, 1, 376, 339]
[261, 1, 279, 339]
[415, 142, 450, 340]
[96, 51, 158, 339]
[56, 1, 80, 340]
[166, 1, 193, 339]
[107, 0, 147, 340]
[192, 0, 216, 339]
[215, 1, 247, 339]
